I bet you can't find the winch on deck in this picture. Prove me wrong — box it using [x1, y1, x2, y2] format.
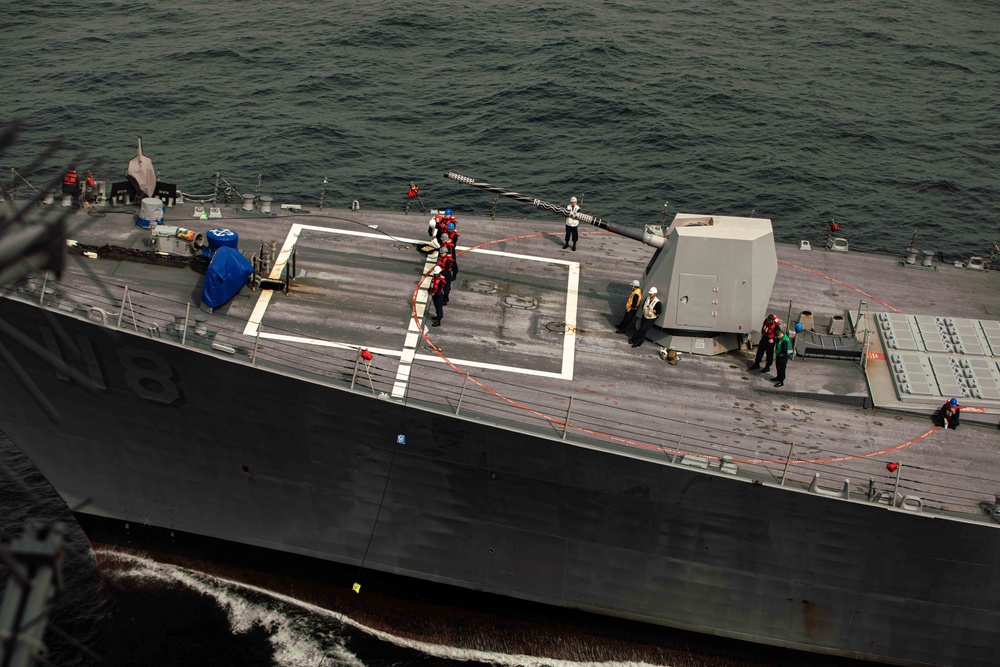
[67, 216, 295, 312]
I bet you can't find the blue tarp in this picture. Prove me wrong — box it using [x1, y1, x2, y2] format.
[201, 246, 253, 308]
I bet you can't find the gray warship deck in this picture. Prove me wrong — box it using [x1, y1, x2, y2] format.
[21, 202, 1000, 516]
[5, 198, 1000, 667]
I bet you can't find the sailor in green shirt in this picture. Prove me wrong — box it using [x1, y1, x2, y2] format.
[773, 327, 791, 387]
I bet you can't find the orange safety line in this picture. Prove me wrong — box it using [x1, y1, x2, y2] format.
[403, 231, 922, 466]
[777, 259, 900, 313]
[736, 427, 938, 465]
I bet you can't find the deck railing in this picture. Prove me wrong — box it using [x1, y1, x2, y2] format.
[6, 271, 1000, 525]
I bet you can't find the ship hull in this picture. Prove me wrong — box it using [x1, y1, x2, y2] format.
[1, 295, 998, 667]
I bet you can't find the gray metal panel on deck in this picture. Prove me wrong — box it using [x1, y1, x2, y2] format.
[876, 312, 1000, 414]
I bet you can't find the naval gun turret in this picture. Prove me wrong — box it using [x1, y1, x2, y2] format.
[445, 173, 777, 355]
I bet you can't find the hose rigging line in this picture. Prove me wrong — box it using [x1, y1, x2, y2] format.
[777, 259, 900, 313]
[352, 435, 400, 595]
[444, 172, 649, 241]
[409, 231, 931, 469]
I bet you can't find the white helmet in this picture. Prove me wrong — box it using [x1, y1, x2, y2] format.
[630, 279, 640, 287]
[648, 286, 658, 294]
[570, 196, 577, 203]
[432, 266, 442, 275]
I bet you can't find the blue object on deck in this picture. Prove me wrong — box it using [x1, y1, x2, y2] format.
[206, 228, 239, 249]
[202, 246, 252, 308]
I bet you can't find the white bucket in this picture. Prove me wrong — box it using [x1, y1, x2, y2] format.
[137, 197, 164, 228]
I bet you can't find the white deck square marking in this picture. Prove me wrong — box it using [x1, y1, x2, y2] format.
[243, 223, 580, 394]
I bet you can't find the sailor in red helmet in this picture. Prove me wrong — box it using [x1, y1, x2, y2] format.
[749, 313, 781, 373]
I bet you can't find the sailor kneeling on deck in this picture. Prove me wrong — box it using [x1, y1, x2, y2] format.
[933, 398, 962, 430]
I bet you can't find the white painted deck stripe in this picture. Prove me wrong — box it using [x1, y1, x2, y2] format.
[243, 223, 303, 336]
[561, 262, 580, 379]
[244, 223, 579, 386]
[391, 254, 438, 398]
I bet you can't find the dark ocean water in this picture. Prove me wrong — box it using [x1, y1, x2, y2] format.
[1, 1, 997, 665]
[2, 1, 998, 257]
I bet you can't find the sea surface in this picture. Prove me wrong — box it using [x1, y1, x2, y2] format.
[1, 1, 997, 665]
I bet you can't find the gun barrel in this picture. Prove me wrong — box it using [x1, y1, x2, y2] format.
[444, 172, 665, 248]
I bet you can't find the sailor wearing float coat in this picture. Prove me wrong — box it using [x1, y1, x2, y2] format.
[616, 279, 643, 333]
[629, 287, 662, 347]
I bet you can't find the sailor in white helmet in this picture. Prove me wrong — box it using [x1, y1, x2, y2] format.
[616, 279, 643, 333]
[563, 195, 581, 251]
[630, 286, 662, 347]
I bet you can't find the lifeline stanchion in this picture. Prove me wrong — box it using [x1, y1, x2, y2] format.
[350, 348, 361, 389]
[251, 325, 261, 364]
[38, 272, 49, 306]
[455, 374, 469, 415]
[891, 462, 902, 506]
[780, 442, 796, 485]
[561, 395, 574, 440]
[116, 286, 138, 331]
[362, 349, 375, 393]
[181, 302, 191, 346]
[672, 421, 687, 463]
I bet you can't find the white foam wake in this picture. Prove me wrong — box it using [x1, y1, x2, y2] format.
[98, 549, 362, 667]
[98, 549, 673, 667]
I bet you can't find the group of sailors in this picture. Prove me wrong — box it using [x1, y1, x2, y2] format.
[615, 280, 663, 348]
[417, 212, 965, 425]
[62, 169, 97, 205]
[426, 209, 460, 327]
[748, 313, 790, 387]
[421, 204, 674, 348]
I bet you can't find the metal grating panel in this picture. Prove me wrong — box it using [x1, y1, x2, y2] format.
[877, 313, 1000, 408]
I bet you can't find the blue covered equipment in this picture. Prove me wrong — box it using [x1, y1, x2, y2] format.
[201, 246, 253, 308]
